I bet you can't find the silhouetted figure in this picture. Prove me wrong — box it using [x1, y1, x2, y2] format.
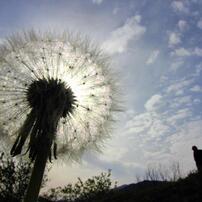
[192, 145, 202, 172]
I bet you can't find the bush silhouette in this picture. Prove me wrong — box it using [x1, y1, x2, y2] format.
[0, 152, 32, 202]
[44, 169, 116, 202]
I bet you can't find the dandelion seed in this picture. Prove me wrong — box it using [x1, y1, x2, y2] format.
[0, 30, 120, 202]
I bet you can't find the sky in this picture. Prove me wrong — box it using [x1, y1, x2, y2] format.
[1, 0, 202, 189]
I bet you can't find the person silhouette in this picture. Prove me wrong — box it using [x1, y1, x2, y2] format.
[192, 145, 202, 172]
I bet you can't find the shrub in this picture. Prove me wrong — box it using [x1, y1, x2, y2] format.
[44, 169, 116, 202]
[143, 161, 183, 182]
[0, 151, 32, 202]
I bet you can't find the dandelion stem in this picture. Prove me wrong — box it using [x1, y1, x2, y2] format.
[23, 137, 52, 202]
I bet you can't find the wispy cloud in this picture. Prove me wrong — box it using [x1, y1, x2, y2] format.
[170, 96, 192, 108]
[167, 108, 192, 125]
[166, 78, 194, 93]
[125, 112, 153, 134]
[168, 120, 202, 170]
[178, 20, 188, 31]
[170, 59, 184, 71]
[92, 0, 104, 5]
[146, 50, 160, 65]
[172, 47, 202, 57]
[102, 15, 146, 54]
[168, 32, 181, 47]
[194, 47, 202, 56]
[144, 94, 162, 111]
[197, 19, 202, 29]
[190, 85, 202, 92]
[173, 47, 191, 57]
[171, 1, 189, 13]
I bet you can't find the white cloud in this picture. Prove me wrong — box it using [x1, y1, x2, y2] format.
[169, 32, 181, 47]
[175, 89, 184, 96]
[98, 146, 128, 162]
[126, 112, 152, 134]
[123, 100, 196, 171]
[194, 63, 202, 76]
[197, 19, 202, 29]
[144, 94, 163, 111]
[147, 119, 170, 137]
[190, 85, 202, 92]
[173, 47, 191, 57]
[173, 96, 192, 106]
[168, 120, 202, 172]
[92, 0, 104, 5]
[102, 15, 146, 54]
[120, 71, 202, 177]
[193, 98, 200, 104]
[194, 47, 202, 56]
[170, 59, 184, 71]
[177, 96, 192, 105]
[146, 50, 160, 65]
[166, 79, 194, 93]
[171, 1, 189, 13]
[173, 47, 202, 57]
[125, 111, 171, 144]
[178, 20, 187, 31]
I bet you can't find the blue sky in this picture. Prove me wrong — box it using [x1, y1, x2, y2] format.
[1, 0, 202, 188]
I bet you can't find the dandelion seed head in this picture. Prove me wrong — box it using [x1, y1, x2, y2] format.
[0, 31, 120, 161]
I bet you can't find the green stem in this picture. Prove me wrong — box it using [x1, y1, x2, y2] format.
[23, 142, 50, 202]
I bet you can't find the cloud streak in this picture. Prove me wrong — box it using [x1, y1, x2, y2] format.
[92, 0, 104, 5]
[102, 15, 146, 54]
[168, 32, 181, 47]
[146, 50, 160, 65]
[171, 1, 189, 13]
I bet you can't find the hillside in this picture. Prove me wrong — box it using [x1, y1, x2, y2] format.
[40, 172, 202, 202]
[94, 172, 202, 202]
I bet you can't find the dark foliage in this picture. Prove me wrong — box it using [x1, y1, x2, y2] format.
[0, 152, 32, 202]
[0, 150, 50, 202]
[38, 170, 202, 202]
[92, 171, 202, 202]
[44, 170, 116, 202]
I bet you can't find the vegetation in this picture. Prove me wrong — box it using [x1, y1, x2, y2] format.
[1, 153, 201, 202]
[0, 152, 31, 202]
[0, 151, 49, 202]
[94, 171, 202, 202]
[43, 169, 116, 202]
[42, 164, 202, 202]
[140, 162, 182, 182]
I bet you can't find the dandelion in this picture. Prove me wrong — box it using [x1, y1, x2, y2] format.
[0, 31, 119, 202]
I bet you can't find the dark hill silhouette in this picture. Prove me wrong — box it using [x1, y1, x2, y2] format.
[95, 172, 202, 202]
[39, 171, 202, 202]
